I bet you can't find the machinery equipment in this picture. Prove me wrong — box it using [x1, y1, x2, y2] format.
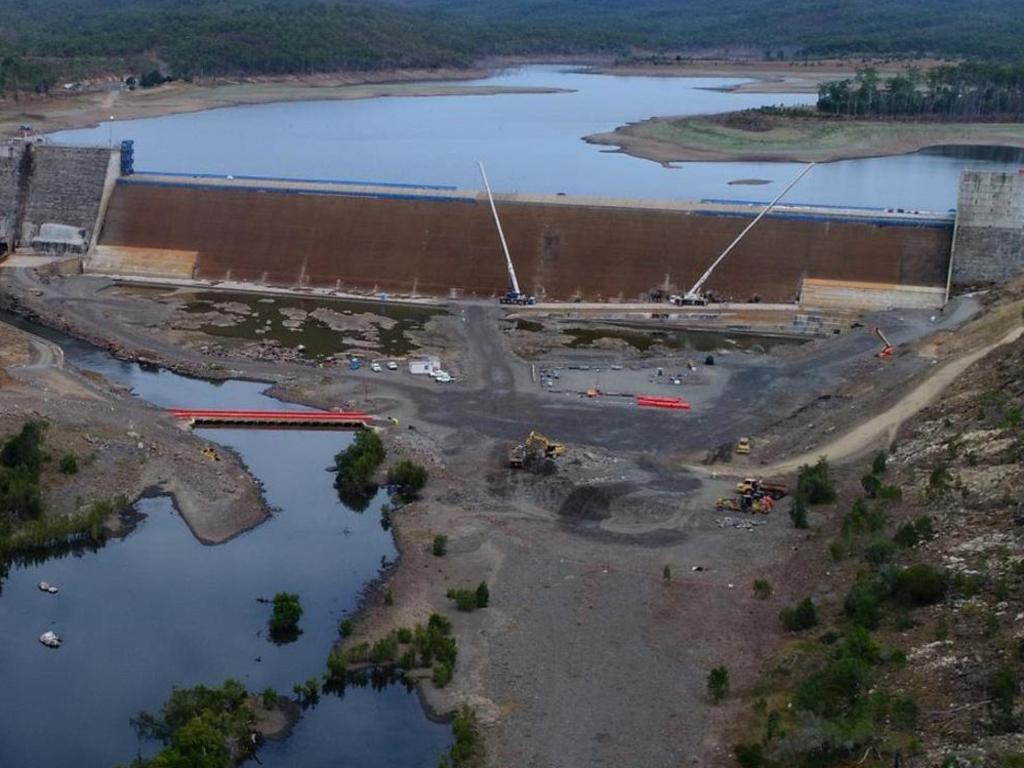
[735, 477, 788, 500]
[875, 327, 894, 359]
[509, 430, 566, 467]
[736, 437, 751, 455]
[672, 163, 816, 306]
[479, 161, 535, 306]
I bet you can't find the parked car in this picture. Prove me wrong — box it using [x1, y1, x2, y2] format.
[386, 361, 399, 371]
[371, 362, 382, 373]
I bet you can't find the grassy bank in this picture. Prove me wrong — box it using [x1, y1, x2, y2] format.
[586, 112, 1024, 163]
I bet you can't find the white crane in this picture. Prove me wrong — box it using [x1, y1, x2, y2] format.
[675, 162, 816, 305]
[478, 161, 534, 305]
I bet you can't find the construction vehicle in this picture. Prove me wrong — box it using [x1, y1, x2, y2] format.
[672, 163, 815, 306]
[479, 162, 535, 306]
[715, 497, 740, 512]
[875, 327, 894, 359]
[736, 437, 751, 455]
[201, 447, 221, 462]
[509, 430, 566, 468]
[735, 477, 788, 500]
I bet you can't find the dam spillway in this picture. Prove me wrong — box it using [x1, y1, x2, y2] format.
[93, 172, 955, 304]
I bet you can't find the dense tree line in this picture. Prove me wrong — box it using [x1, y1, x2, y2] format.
[817, 62, 1024, 119]
[3, 0, 1024, 94]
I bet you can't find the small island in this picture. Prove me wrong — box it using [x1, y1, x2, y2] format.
[587, 62, 1024, 163]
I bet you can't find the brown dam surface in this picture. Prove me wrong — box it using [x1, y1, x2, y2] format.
[98, 179, 953, 302]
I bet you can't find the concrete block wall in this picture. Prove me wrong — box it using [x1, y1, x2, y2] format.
[21, 145, 116, 247]
[0, 143, 26, 249]
[951, 170, 1024, 284]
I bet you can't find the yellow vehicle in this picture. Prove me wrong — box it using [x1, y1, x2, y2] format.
[736, 437, 751, 455]
[201, 447, 221, 462]
[525, 430, 566, 458]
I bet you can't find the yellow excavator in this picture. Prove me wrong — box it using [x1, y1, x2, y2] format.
[509, 430, 567, 467]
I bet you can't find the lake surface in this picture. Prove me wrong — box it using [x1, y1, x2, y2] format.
[50, 66, 1024, 210]
[0, 324, 450, 767]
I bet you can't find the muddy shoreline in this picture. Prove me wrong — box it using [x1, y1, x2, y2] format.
[586, 112, 1024, 164]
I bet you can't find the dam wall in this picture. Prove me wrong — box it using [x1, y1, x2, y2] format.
[97, 174, 954, 303]
[0, 142, 116, 253]
[951, 170, 1024, 285]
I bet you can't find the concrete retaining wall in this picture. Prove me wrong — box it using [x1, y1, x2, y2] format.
[98, 180, 954, 303]
[951, 170, 1024, 284]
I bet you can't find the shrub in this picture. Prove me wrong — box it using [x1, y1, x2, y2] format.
[927, 463, 953, 500]
[864, 538, 895, 567]
[432, 534, 448, 557]
[475, 581, 490, 608]
[370, 633, 399, 664]
[269, 592, 303, 637]
[387, 460, 428, 501]
[843, 497, 887, 536]
[447, 588, 478, 612]
[780, 598, 818, 632]
[988, 668, 1019, 733]
[58, 454, 78, 475]
[444, 704, 480, 767]
[1, 421, 46, 475]
[334, 430, 385, 504]
[788, 496, 809, 529]
[326, 648, 347, 682]
[432, 661, 453, 687]
[384, 589, 394, 606]
[797, 457, 837, 504]
[663, 564, 672, 582]
[844, 578, 883, 629]
[339, 619, 354, 637]
[707, 665, 730, 703]
[861, 473, 881, 499]
[891, 564, 948, 606]
[261, 688, 278, 709]
[397, 626, 413, 643]
[752, 579, 773, 600]
[872, 451, 888, 476]
[793, 655, 872, 719]
[878, 484, 903, 501]
[734, 743, 767, 768]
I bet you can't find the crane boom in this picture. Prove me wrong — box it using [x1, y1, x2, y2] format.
[478, 161, 520, 295]
[686, 162, 816, 300]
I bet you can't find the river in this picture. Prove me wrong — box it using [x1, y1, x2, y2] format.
[0, 325, 450, 767]
[50, 65, 1024, 210]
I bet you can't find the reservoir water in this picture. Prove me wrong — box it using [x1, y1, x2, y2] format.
[51, 66, 1024, 211]
[0, 326, 450, 767]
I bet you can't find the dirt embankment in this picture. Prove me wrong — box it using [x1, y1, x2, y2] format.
[0, 68, 569, 139]
[587, 111, 1024, 164]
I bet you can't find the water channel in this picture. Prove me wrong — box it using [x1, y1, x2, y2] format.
[51, 65, 1024, 210]
[0, 323, 451, 767]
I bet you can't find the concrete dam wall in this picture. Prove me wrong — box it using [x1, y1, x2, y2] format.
[97, 175, 953, 303]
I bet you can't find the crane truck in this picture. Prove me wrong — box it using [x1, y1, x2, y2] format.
[671, 162, 816, 306]
[479, 162, 535, 305]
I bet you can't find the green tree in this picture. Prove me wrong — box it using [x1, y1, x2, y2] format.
[707, 665, 730, 703]
[796, 457, 836, 504]
[387, 460, 428, 501]
[269, 592, 303, 638]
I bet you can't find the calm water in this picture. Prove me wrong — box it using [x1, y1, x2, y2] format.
[0, 325, 449, 767]
[50, 66, 1024, 210]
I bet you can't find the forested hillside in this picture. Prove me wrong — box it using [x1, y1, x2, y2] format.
[2, 0, 1023, 94]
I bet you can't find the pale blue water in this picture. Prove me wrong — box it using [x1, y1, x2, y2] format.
[50, 66, 1024, 210]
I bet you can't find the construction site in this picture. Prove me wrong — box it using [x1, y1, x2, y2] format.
[2, 131, 1024, 768]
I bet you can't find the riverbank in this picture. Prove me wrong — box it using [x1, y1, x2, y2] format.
[586, 111, 1024, 163]
[0, 68, 569, 139]
[0, 314, 267, 544]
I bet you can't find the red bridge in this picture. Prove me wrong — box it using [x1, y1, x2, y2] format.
[168, 408, 372, 429]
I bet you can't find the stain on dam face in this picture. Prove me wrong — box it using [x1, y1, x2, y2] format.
[98, 181, 953, 301]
